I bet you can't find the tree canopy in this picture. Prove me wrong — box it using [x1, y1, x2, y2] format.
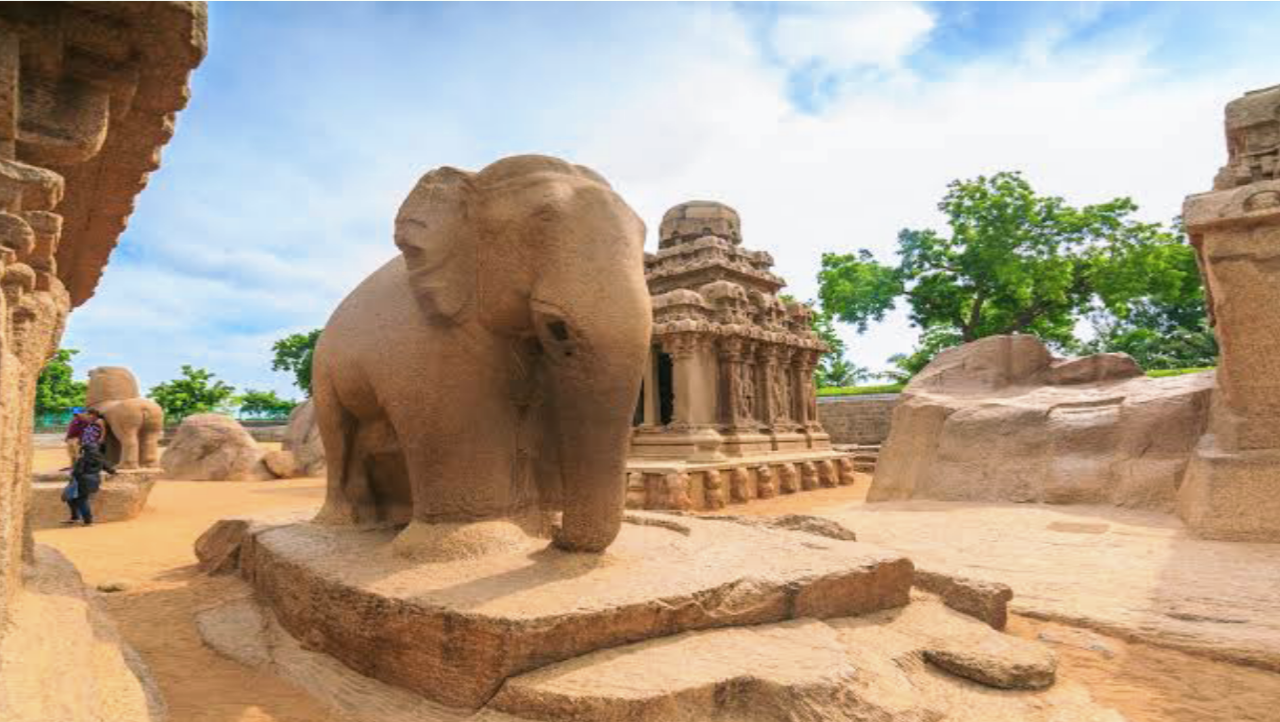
[818, 172, 1214, 377]
[272, 329, 321, 396]
[35, 348, 86, 414]
[149, 365, 236, 421]
[236, 389, 298, 419]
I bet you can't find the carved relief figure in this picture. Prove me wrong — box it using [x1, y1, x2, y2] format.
[703, 469, 726, 510]
[756, 465, 777, 499]
[625, 471, 648, 509]
[836, 457, 857, 486]
[816, 459, 838, 488]
[313, 156, 652, 556]
[663, 471, 693, 510]
[800, 461, 819, 491]
[734, 361, 755, 427]
[728, 466, 751, 503]
[779, 463, 799, 493]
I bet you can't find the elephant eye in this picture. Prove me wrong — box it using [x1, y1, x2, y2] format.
[547, 320, 570, 341]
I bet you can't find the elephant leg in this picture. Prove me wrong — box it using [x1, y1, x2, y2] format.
[313, 379, 377, 526]
[139, 427, 160, 467]
[117, 431, 140, 469]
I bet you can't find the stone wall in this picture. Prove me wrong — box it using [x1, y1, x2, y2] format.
[818, 394, 900, 446]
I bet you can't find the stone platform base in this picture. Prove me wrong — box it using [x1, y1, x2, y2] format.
[0, 545, 165, 721]
[27, 468, 159, 529]
[626, 450, 857, 511]
[201, 511, 913, 709]
[1178, 443, 1280, 542]
[198, 588, 1123, 722]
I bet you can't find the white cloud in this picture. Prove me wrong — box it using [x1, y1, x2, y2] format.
[771, 3, 936, 70]
[59, 4, 1280, 396]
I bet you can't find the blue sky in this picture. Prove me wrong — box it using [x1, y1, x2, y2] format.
[65, 2, 1280, 398]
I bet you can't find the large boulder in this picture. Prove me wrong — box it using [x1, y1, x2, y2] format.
[869, 335, 1215, 512]
[161, 414, 274, 481]
[282, 399, 325, 477]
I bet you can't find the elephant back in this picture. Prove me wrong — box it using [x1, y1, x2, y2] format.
[87, 366, 141, 405]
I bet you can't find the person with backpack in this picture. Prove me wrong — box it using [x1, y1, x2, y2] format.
[62, 441, 116, 526]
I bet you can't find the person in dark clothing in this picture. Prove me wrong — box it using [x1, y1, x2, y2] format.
[65, 442, 115, 525]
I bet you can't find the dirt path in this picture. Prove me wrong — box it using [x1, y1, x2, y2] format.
[32, 449, 1280, 722]
[36, 468, 339, 722]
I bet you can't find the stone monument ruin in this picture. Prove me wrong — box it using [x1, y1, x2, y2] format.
[1179, 83, 1280, 542]
[627, 201, 857, 510]
[0, 4, 206, 720]
[86, 366, 164, 468]
[196, 159, 1124, 721]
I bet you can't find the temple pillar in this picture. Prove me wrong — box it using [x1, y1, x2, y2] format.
[641, 346, 658, 427]
[1177, 84, 1280, 542]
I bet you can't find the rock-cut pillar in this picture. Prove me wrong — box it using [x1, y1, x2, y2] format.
[1178, 84, 1280, 542]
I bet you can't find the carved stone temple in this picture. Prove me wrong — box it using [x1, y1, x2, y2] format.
[628, 201, 856, 510]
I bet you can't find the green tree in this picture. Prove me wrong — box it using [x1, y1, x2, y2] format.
[272, 330, 322, 396]
[34, 348, 86, 414]
[819, 171, 1211, 376]
[149, 365, 236, 421]
[812, 310, 874, 387]
[235, 389, 299, 419]
[1082, 232, 1218, 369]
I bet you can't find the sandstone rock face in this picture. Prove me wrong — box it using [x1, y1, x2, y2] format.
[869, 335, 1214, 512]
[27, 469, 158, 529]
[924, 634, 1057, 690]
[0, 546, 166, 722]
[913, 568, 1013, 630]
[0, 0, 205, 651]
[1179, 83, 1280, 542]
[281, 399, 324, 476]
[488, 597, 1113, 722]
[220, 512, 913, 709]
[161, 414, 274, 481]
[261, 449, 298, 479]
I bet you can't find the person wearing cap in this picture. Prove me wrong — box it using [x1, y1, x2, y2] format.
[63, 408, 90, 467]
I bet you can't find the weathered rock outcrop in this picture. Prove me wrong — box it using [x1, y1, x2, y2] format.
[0, 0, 205, 632]
[161, 413, 274, 481]
[281, 398, 324, 476]
[869, 335, 1214, 511]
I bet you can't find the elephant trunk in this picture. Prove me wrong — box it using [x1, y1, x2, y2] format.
[548, 372, 637, 551]
[533, 288, 650, 553]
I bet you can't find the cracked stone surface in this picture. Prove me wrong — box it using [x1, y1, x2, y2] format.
[198, 591, 1124, 722]
[227, 511, 913, 708]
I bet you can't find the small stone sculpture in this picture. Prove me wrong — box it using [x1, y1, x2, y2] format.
[85, 367, 164, 469]
[728, 466, 751, 503]
[625, 472, 648, 509]
[817, 459, 838, 488]
[703, 469, 726, 510]
[663, 471, 693, 511]
[756, 465, 778, 499]
[800, 461, 820, 491]
[779, 463, 799, 494]
[837, 457, 857, 486]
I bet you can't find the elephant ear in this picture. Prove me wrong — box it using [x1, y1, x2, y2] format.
[395, 166, 477, 324]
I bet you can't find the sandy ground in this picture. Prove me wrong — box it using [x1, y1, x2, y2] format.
[31, 446, 1280, 722]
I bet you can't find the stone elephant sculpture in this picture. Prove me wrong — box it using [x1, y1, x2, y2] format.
[86, 366, 163, 469]
[312, 155, 652, 557]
